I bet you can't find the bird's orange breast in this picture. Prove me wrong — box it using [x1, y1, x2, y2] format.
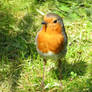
[37, 29, 64, 54]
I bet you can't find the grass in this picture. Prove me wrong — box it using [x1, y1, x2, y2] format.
[0, 0, 92, 92]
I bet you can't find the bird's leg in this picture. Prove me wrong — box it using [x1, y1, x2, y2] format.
[41, 58, 47, 88]
[57, 59, 63, 91]
[58, 59, 62, 80]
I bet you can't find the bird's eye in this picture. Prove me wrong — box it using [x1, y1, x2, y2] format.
[53, 20, 57, 23]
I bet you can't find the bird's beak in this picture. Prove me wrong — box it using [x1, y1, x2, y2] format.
[41, 21, 47, 32]
[41, 21, 47, 25]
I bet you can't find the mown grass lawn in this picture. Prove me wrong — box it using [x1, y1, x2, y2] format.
[0, 0, 92, 92]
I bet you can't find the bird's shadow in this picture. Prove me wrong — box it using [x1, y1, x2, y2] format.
[51, 56, 87, 80]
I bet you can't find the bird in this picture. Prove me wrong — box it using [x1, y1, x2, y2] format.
[35, 13, 68, 87]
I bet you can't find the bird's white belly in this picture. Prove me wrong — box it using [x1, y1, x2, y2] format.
[37, 48, 55, 56]
[37, 48, 61, 60]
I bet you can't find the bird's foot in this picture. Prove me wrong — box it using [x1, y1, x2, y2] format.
[41, 80, 44, 87]
[41, 80, 45, 92]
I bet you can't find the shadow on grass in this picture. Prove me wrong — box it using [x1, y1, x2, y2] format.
[52, 56, 87, 80]
[62, 58, 87, 79]
[86, 63, 92, 92]
[0, 9, 37, 91]
[86, 77, 92, 92]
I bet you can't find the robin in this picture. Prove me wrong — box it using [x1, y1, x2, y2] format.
[35, 13, 68, 87]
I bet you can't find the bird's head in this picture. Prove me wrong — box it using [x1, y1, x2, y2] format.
[41, 13, 64, 34]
